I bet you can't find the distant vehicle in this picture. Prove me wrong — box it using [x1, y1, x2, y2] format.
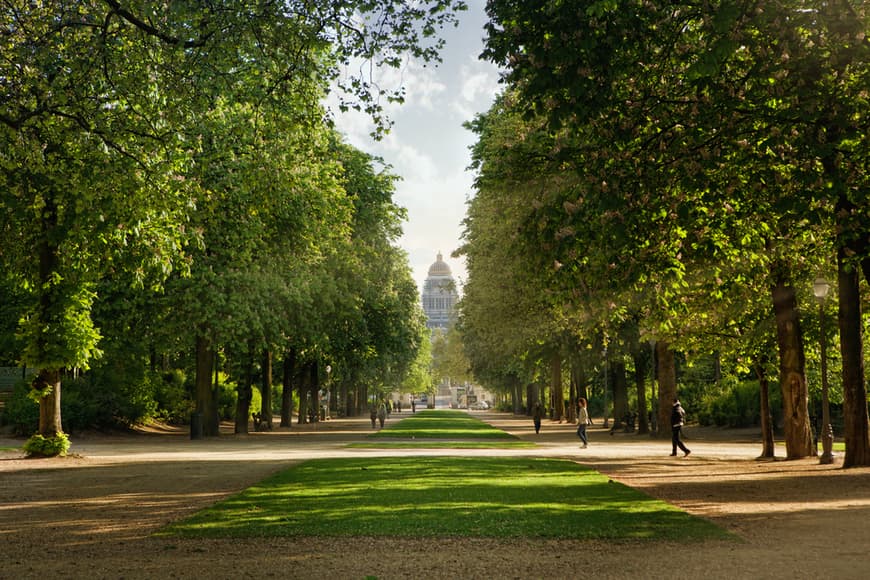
[420, 395, 428, 403]
[469, 400, 489, 410]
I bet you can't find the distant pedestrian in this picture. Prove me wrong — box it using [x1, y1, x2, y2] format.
[671, 398, 691, 457]
[577, 398, 590, 448]
[412, 399, 416, 413]
[532, 401, 544, 434]
[377, 403, 387, 428]
[370, 406, 377, 429]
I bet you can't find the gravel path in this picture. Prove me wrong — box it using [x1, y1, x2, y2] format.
[1, 412, 868, 579]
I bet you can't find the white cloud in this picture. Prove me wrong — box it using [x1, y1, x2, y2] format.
[462, 56, 501, 100]
[327, 0, 499, 294]
[388, 60, 447, 111]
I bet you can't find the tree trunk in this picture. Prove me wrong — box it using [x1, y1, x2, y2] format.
[771, 276, 813, 459]
[656, 341, 677, 439]
[756, 357, 775, 459]
[33, 198, 64, 440]
[297, 361, 310, 424]
[281, 348, 296, 427]
[338, 379, 347, 417]
[514, 375, 522, 414]
[611, 360, 628, 429]
[309, 360, 319, 421]
[551, 355, 565, 422]
[633, 350, 649, 435]
[348, 369, 360, 416]
[234, 345, 254, 434]
[34, 368, 63, 437]
[568, 358, 580, 423]
[259, 348, 273, 429]
[195, 334, 219, 437]
[526, 383, 534, 415]
[838, 244, 870, 467]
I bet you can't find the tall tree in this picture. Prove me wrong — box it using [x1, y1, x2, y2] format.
[1, 0, 466, 450]
[481, 0, 869, 460]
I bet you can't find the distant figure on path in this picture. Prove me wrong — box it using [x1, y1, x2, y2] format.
[370, 406, 377, 429]
[671, 398, 691, 457]
[577, 398, 590, 448]
[412, 399, 416, 413]
[532, 401, 544, 434]
[377, 403, 387, 428]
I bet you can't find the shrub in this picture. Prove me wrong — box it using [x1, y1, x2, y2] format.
[153, 369, 194, 423]
[23, 432, 71, 457]
[5, 367, 170, 435]
[61, 370, 159, 432]
[212, 372, 239, 420]
[3, 380, 39, 435]
[695, 378, 781, 428]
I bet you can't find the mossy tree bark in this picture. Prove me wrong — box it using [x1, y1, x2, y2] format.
[771, 277, 813, 459]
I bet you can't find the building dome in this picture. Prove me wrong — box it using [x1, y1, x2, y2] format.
[427, 252, 452, 277]
[422, 252, 458, 331]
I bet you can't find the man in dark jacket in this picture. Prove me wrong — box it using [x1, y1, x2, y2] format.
[671, 398, 691, 457]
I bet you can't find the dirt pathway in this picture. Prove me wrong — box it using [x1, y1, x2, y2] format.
[1, 412, 869, 579]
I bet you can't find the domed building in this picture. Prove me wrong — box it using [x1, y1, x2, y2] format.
[421, 252, 459, 331]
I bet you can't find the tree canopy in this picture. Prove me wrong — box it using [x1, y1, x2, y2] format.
[1, 0, 465, 452]
[455, 0, 869, 463]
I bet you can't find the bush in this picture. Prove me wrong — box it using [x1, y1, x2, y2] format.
[3, 380, 39, 436]
[153, 369, 194, 423]
[695, 378, 781, 428]
[212, 372, 240, 420]
[23, 432, 71, 457]
[4, 367, 169, 435]
[61, 369, 160, 432]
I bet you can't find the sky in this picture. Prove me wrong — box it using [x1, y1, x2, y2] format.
[330, 0, 502, 293]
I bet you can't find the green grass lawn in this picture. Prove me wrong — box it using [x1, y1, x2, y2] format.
[368, 409, 518, 440]
[349, 440, 535, 449]
[158, 456, 732, 542]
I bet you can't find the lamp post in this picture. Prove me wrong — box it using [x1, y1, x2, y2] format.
[813, 278, 834, 464]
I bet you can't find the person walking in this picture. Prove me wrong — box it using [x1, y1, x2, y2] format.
[577, 398, 591, 448]
[532, 401, 544, 434]
[370, 405, 377, 429]
[671, 398, 691, 457]
[377, 402, 387, 429]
